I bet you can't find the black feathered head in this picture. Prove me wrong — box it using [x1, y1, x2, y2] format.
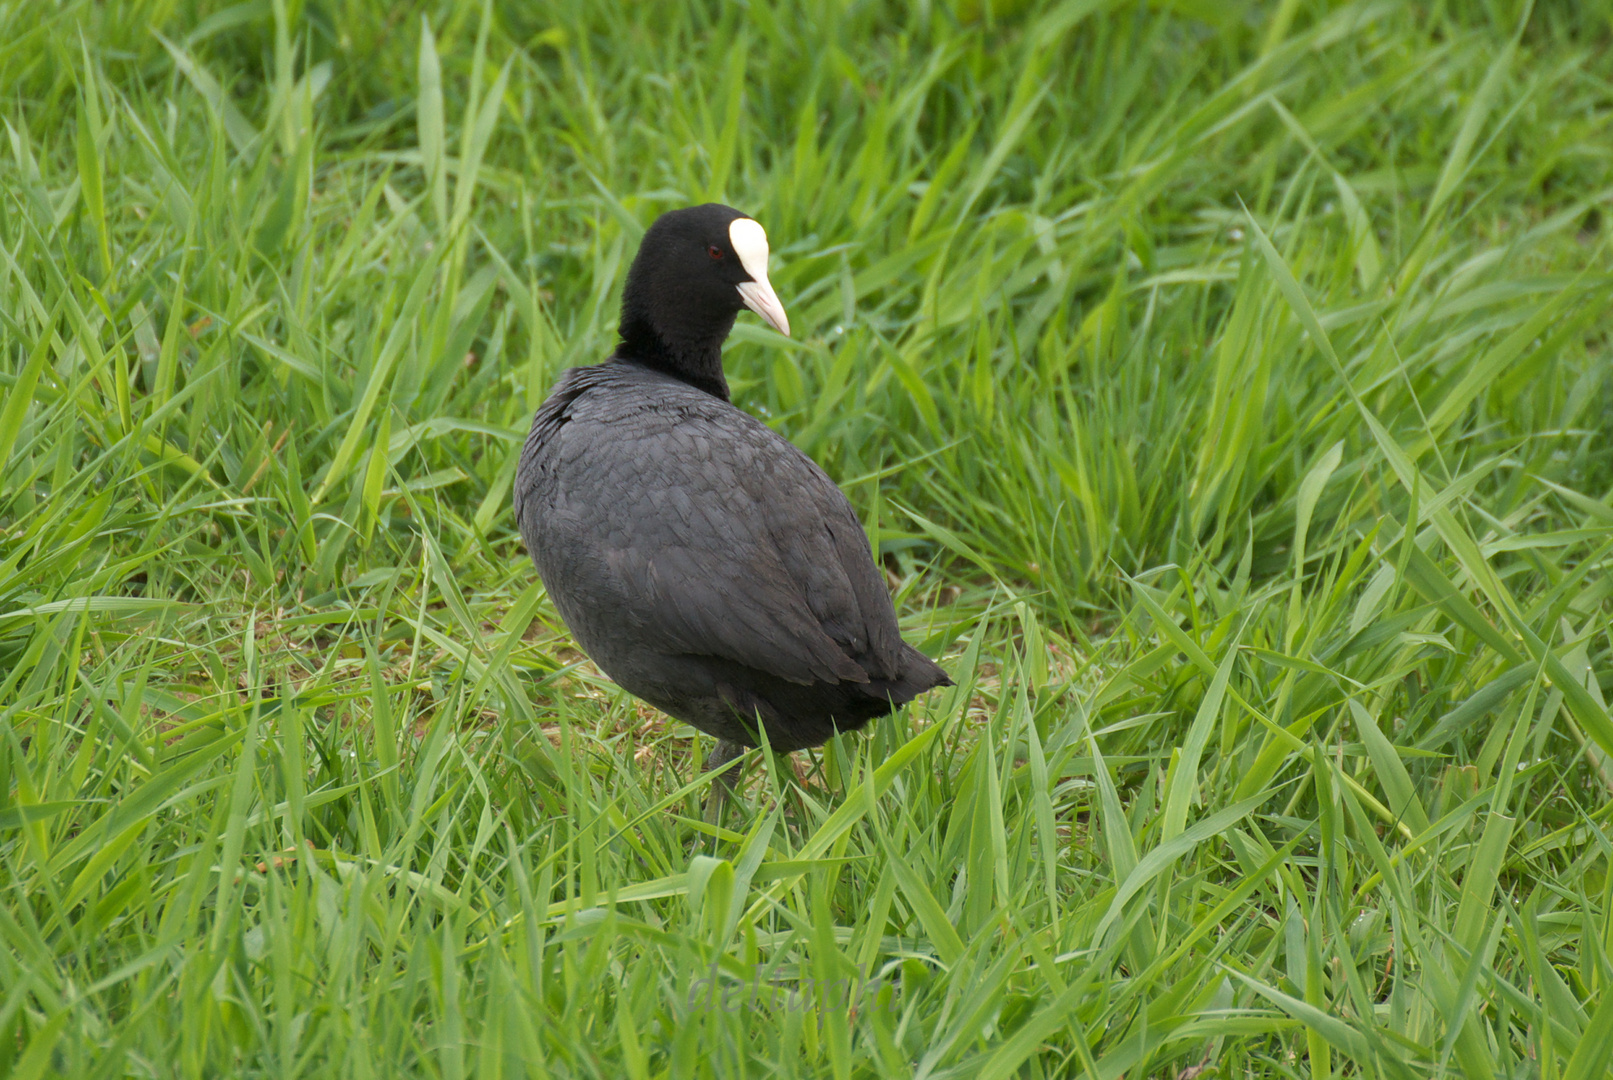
[617, 204, 789, 396]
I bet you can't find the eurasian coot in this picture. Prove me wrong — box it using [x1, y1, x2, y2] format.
[514, 204, 950, 813]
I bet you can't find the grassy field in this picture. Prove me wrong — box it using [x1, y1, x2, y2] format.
[4, 0, 1613, 1075]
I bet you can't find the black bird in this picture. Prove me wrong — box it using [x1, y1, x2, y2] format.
[514, 204, 951, 814]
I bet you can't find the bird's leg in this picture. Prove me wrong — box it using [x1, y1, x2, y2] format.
[702, 739, 748, 829]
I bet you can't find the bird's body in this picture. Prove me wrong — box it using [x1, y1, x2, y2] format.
[514, 204, 949, 799]
[516, 360, 947, 754]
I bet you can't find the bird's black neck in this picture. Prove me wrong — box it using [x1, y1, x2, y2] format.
[616, 313, 733, 401]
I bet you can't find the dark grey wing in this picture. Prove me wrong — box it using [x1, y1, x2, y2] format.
[536, 393, 903, 687]
[752, 441, 905, 679]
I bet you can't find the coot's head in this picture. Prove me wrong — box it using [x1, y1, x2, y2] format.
[617, 204, 789, 397]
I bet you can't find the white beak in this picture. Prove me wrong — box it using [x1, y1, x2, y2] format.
[730, 218, 790, 337]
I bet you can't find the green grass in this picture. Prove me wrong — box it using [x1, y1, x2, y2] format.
[4, 0, 1613, 1075]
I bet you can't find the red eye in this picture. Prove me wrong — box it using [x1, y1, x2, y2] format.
[708, 245, 724, 260]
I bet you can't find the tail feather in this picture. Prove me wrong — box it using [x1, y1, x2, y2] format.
[858, 643, 950, 705]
